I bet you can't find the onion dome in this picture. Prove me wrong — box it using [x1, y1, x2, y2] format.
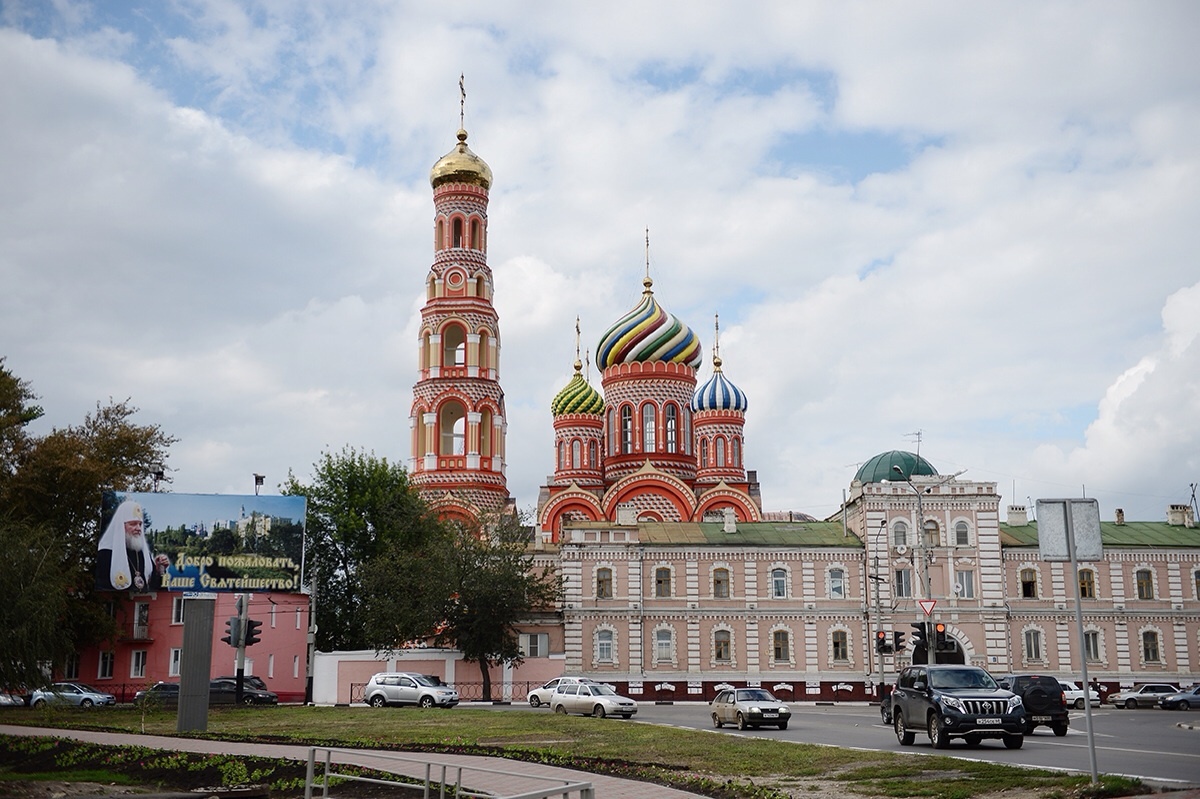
[596, 277, 702, 369]
[854, 450, 938, 484]
[692, 356, 748, 412]
[551, 361, 604, 416]
[430, 128, 493, 190]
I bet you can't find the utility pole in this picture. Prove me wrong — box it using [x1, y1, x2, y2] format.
[234, 593, 248, 704]
[869, 518, 887, 695]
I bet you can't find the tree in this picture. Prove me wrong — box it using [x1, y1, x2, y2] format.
[361, 511, 561, 701]
[0, 357, 43, 482]
[0, 517, 74, 691]
[282, 446, 442, 652]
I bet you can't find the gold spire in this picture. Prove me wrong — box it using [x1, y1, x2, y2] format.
[459, 73, 466, 129]
[713, 314, 723, 371]
[642, 228, 654, 294]
[573, 316, 583, 372]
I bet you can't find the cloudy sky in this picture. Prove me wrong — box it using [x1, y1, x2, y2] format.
[3, 1, 1198, 524]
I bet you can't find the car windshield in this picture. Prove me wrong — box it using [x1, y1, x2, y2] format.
[412, 675, 437, 686]
[929, 669, 996, 689]
[588, 685, 618, 696]
[72, 684, 103, 694]
[736, 689, 776, 702]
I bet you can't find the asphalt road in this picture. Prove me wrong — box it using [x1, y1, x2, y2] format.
[480, 700, 1200, 789]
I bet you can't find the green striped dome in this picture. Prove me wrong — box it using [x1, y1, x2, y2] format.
[551, 369, 604, 416]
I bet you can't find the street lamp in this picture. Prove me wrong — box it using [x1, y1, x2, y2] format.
[253, 473, 265, 496]
[869, 518, 888, 694]
[892, 465, 934, 603]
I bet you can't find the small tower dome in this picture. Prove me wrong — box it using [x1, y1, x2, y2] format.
[552, 361, 604, 416]
[596, 276, 702, 369]
[430, 128, 493, 190]
[692, 355, 747, 412]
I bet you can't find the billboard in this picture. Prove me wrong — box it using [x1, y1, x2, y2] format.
[96, 491, 307, 594]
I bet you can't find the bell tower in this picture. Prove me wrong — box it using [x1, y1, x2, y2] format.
[409, 121, 510, 520]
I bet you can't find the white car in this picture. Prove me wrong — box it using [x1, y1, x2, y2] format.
[1108, 683, 1178, 709]
[551, 682, 637, 718]
[1057, 680, 1101, 709]
[364, 672, 459, 708]
[527, 676, 594, 708]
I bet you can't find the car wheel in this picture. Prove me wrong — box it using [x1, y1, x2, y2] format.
[881, 705, 892, 725]
[592, 704, 606, 718]
[929, 714, 950, 749]
[1074, 698, 1085, 709]
[242, 695, 255, 706]
[33, 699, 46, 709]
[80, 699, 93, 708]
[778, 721, 788, 730]
[736, 712, 748, 731]
[1004, 734, 1024, 750]
[529, 696, 541, 708]
[1052, 723, 1068, 737]
[964, 734, 982, 747]
[1126, 699, 1138, 709]
[1180, 700, 1191, 711]
[369, 695, 386, 708]
[554, 704, 567, 715]
[712, 712, 723, 729]
[894, 711, 914, 746]
[419, 696, 435, 709]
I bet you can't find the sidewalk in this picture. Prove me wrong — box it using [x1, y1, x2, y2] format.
[0, 725, 710, 799]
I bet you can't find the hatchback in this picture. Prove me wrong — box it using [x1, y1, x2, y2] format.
[710, 687, 791, 730]
[30, 682, 116, 708]
[527, 676, 594, 708]
[550, 682, 637, 718]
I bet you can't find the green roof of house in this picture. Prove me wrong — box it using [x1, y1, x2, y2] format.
[639, 521, 860, 547]
[1000, 520, 1200, 548]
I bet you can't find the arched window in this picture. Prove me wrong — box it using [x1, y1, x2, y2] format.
[452, 217, 464, 247]
[608, 408, 616, 454]
[665, 404, 678, 453]
[1079, 569, 1096, 599]
[1025, 629, 1043, 660]
[829, 568, 845, 599]
[700, 438, 709, 468]
[470, 218, 481, 250]
[588, 440, 597, 468]
[556, 441, 564, 470]
[478, 331, 490, 371]
[439, 402, 466, 455]
[731, 438, 740, 467]
[832, 630, 848, 661]
[442, 325, 466, 367]
[620, 406, 633, 454]
[1142, 630, 1160, 662]
[715, 437, 725, 467]
[772, 630, 789, 662]
[597, 629, 613, 661]
[571, 440, 581, 469]
[596, 568, 613, 599]
[893, 520, 908, 546]
[655, 628, 673, 662]
[714, 630, 731, 661]
[955, 521, 970, 546]
[436, 219, 445, 250]
[641, 405, 656, 452]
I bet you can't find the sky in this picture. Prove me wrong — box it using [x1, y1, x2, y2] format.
[2, 1, 1199, 525]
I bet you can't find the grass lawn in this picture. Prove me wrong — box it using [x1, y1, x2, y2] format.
[0, 705, 1148, 799]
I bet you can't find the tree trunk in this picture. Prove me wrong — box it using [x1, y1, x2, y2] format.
[479, 660, 492, 702]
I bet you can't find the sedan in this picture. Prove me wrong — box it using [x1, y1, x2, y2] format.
[1158, 685, 1200, 711]
[527, 677, 594, 708]
[551, 683, 637, 718]
[30, 682, 116, 709]
[711, 687, 791, 730]
[208, 679, 278, 705]
[134, 681, 181, 706]
[1057, 680, 1101, 709]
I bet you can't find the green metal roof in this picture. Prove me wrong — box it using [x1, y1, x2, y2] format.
[639, 521, 861, 548]
[855, 450, 937, 484]
[1000, 520, 1200, 548]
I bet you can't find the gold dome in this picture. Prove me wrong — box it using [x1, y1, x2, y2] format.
[430, 128, 493, 190]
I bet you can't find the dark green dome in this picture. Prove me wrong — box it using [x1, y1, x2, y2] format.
[854, 450, 938, 484]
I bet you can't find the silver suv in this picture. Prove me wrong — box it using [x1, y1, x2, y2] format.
[364, 672, 459, 708]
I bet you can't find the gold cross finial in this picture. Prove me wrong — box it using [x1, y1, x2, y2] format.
[573, 316, 582, 372]
[713, 314, 723, 370]
[459, 73, 466, 129]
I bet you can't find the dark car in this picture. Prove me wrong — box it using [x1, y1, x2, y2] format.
[134, 681, 181, 706]
[208, 679, 278, 705]
[998, 674, 1069, 736]
[1158, 685, 1200, 710]
[892, 664, 1026, 749]
[216, 675, 269, 692]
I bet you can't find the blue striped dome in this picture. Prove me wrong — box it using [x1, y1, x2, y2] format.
[692, 367, 748, 412]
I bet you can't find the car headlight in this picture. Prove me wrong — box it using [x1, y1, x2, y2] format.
[779, 707, 791, 715]
[1008, 696, 1024, 713]
[939, 695, 967, 714]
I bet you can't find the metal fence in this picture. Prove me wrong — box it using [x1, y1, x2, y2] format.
[349, 681, 545, 704]
[304, 745, 595, 799]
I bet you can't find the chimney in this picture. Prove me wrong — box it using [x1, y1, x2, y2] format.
[617, 505, 637, 526]
[723, 507, 737, 533]
[1115, 508, 1125, 525]
[1167, 504, 1189, 526]
[1006, 505, 1028, 526]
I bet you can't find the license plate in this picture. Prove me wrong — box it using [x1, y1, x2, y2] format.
[977, 717, 1001, 725]
[763, 712, 777, 717]
[1032, 715, 1051, 722]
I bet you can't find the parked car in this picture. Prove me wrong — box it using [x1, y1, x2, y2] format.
[29, 682, 116, 709]
[216, 675, 269, 692]
[710, 687, 791, 730]
[208, 678, 278, 705]
[365, 672, 459, 708]
[134, 681, 181, 706]
[1108, 683, 1178, 709]
[1057, 680, 1101, 710]
[1158, 685, 1200, 711]
[0, 692, 26, 707]
[880, 690, 894, 724]
[527, 676, 595, 708]
[550, 682, 637, 718]
[997, 674, 1068, 736]
[891, 665, 1025, 749]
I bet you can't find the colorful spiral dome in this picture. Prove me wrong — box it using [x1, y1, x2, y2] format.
[596, 277, 703, 369]
[692, 357, 748, 412]
[551, 363, 605, 416]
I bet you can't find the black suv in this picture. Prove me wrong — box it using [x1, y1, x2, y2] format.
[892, 664, 1026, 749]
[999, 674, 1069, 736]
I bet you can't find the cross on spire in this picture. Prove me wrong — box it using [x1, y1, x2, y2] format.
[459, 73, 466, 129]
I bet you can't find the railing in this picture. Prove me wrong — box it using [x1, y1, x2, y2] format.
[349, 681, 546, 704]
[304, 746, 594, 799]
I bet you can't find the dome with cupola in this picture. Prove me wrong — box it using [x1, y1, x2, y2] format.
[430, 128, 493, 190]
[596, 277, 702, 369]
[854, 450, 938, 484]
[551, 362, 604, 416]
[692, 356, 748, 412]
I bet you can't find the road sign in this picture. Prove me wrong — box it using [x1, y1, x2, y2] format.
[918, 599, 936, 615]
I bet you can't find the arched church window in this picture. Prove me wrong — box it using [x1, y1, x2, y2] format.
[571, 440, 581, 469]
[452, 218, 464, 248]
[700, 438, 709, 468]
[557, 441, 564, 470]
[607, 408, 616, 454]
[439, 402, 466, 456]
[441, 325, 467, 367]
[715, 437, 725, 467]
[436, 219, 445, 251]
[731, 438, 740, 467]
[641, 405, 656, 452]
[620, 406, 633, 454]
[470, 218, 482, 250]
[665, 404, 678, 453]
[588, 440, 597, 468]
[480, 409, 492, 456]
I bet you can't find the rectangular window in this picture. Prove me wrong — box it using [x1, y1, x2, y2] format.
[1024, 629, 1042, 661]
[98, 651, 114, 680]
[1195, 570, 1200, 599]
[655, 629, 673, 661]
[955, 570, 975, 599]
[1142, 631, 1160, 662]
[64, 654, 80, 680]
[894, 569, 913, 598]
[832, 630, 848, 661]
[596, 569, 613, 599]
[829, 569, 845, 599]
[771, 569, 787, 599]
[713, 569, 730, 599]
[655, 568, 671, 598]
[1079, 570, 1096, 599]
[172, 596, 186, 624]
[131, 650, 147, 679]
[714, 631, 731, 661]
[1136, 570, 1154, 600]
[772, 630, 789, 662]
[1020, 568, 1037, 599]
[597, 630, 614, 662]
[169, 649, 182, 677]
[1084, 630, 1101, 662]
[134, 602, 150, 639]
[520, 633, 549, 657]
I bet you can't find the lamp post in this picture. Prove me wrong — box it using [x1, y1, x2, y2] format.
[253, 473, 264, 496]
[892, 464, 936, 663]
[869, 518, 887, 695]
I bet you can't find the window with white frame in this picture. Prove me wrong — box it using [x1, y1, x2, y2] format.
[1024, 629, 1042, 661]
[894, 568, 913, 598]
[955, 521, 970, 546]
[64, 654, 79, 680]
[1020, 568, 1038, 598]
[714, 630, 731, 662]
[597, 629, 614, 662]
[771, 567, 787, 599]
[655, 567, 672, 598]
[98, 651, 114, 680]
[1142, 630, 1160, 662]
[665, 404, 678, 453]
[520, 633, 550, 657]
[172, 596, 186, 624]
[169, 649, 182, 677]
[1084, 630, 1101, 661]
[655, 628, 673, 663]
[772, 630, 789, 662]
[620, 406, 633, 454]
[596, 567, 614, 599]
[828, 567, 845, 599]
[955, 569, 975, 599]
[1136, 568, 1154, 600]
[1079, 569, 1096, 599]
[892, 520, 908, 546]
[713, 567, 730, 598]
[641, 404, 656, 452]
[131, 650, 147, 679]
[832, 630, 848, 661]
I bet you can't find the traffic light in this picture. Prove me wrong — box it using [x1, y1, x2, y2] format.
[934, 622, 950, 651]
[875, 630, 892, 653]
[243, 618, 263, 647]
[893, 630, 906, 652]
[910, 621, 929, 651]
[221, 616, 241, 648]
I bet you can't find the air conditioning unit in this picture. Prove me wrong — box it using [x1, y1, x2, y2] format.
[894, 544, 908, 556]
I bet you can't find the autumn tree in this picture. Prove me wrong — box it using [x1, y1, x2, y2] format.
[282, 447, 442, 651]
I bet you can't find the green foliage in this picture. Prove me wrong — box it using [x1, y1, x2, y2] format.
[282, 446, 442, 651]
[0, 517, 75, 691]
